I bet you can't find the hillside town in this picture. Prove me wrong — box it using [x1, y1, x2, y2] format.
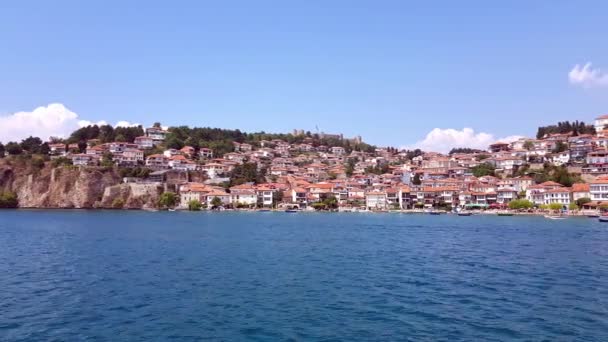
[3, 117, 608, 212]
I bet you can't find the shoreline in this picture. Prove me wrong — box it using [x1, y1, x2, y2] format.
[3, 207, 596, 217]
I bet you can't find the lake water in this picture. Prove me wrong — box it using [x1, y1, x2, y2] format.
[1, 211, 607, 341]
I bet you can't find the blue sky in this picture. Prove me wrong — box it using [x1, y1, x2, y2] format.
[0, 1, 607, 150]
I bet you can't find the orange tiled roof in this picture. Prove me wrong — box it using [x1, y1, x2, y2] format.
[572, 183, 589, 192]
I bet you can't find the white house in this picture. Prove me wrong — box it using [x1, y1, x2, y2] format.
[590, 179, 608, 202]
[542, 188, 572, 206]
[594, 114, 608, 134]
[70, 154, 96, 166]
[145, 127, 169, 144]
[134, 136, 154, 149]
[365, 191, 387, 210]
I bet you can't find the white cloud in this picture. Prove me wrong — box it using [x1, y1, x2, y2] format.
[115, 120, 141, 128]
[78, 119, 108, 127]
[405, 127, 523, 153]
[568, 62, 608, 87]
[0, 103, 142, 143]
[0, 103, 80, 143]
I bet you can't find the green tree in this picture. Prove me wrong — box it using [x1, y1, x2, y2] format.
[449, 147, 485, 154]
[523, 140, 534, 151]
[508, 199, 534, 210]
[78, 141, 87, 153]
[568, 202, 578, 211]
[158, 192, 177, 208]
[0, 191, 18, 208]
[20, 136, 44, 154]
[229, 162, 264, 186]
[0, 142, 4, 158]
[101, 152, 114, 167]
[5, 142, 23, 155]
[345, 158, 356, 177]
[188, 199, 203, 211]
[210, 196, 222, 207]
[548, 203, 563, 211]
[471, 163, 495, 177]
[576, 197, 591, 207]
[323, 195, 338, 209]
[553, 141, 568, 153]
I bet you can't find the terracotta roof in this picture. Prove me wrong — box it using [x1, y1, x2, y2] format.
[307, 183, 334, 189]
[540, 181, 564, 187]
[572, 183, 589, 192]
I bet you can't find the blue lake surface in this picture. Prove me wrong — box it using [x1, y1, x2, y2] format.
[1, 211, 608, 341]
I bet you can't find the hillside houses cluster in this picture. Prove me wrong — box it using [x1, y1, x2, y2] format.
[41, 115, 608, 210]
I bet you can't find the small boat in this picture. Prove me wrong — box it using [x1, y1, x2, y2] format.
[544, 215, 566, 220]
[457, 212, 472, 216]
[599, 216, 608, 222]
[285, 209, 298, 213]
[497, 212, 514, 216]
[587, 214, 600, 218]
[429, 211, 442, 215]
[168, 209, 176, 212]
[257, 209, 271, 212]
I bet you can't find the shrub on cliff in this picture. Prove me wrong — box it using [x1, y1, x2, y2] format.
[52, 157, 73, 167]
[0, 191, 18, 208]
[112, 198, 125, 209]
[31, 156, 45, 170]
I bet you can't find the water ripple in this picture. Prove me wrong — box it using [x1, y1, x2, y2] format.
[1, 211, 608, 341]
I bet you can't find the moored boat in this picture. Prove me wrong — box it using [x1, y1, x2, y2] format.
[429, 211, 442, 215]
[457, 212, 472, 216]
[497, 212, 514, 216]
[599, 216, 608, 222]
[544, 215, 566, 220]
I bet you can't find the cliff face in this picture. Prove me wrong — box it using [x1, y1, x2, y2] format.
[0, 159, 165, 209]
[100, 183, 163, 209]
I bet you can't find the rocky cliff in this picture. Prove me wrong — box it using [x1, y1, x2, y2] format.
[0, 159, 162, 209]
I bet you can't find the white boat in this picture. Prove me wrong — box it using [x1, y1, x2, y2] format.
[544, 215, 566, 220]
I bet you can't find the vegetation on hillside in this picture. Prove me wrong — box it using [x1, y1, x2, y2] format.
[227, 162, 267, 186]
[536, 121, 595, 139]
[68, 125, 145, 144]
[449, 147, 485, 155]
[471, 163, 496, 177]
[531, 164, 582, 187]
